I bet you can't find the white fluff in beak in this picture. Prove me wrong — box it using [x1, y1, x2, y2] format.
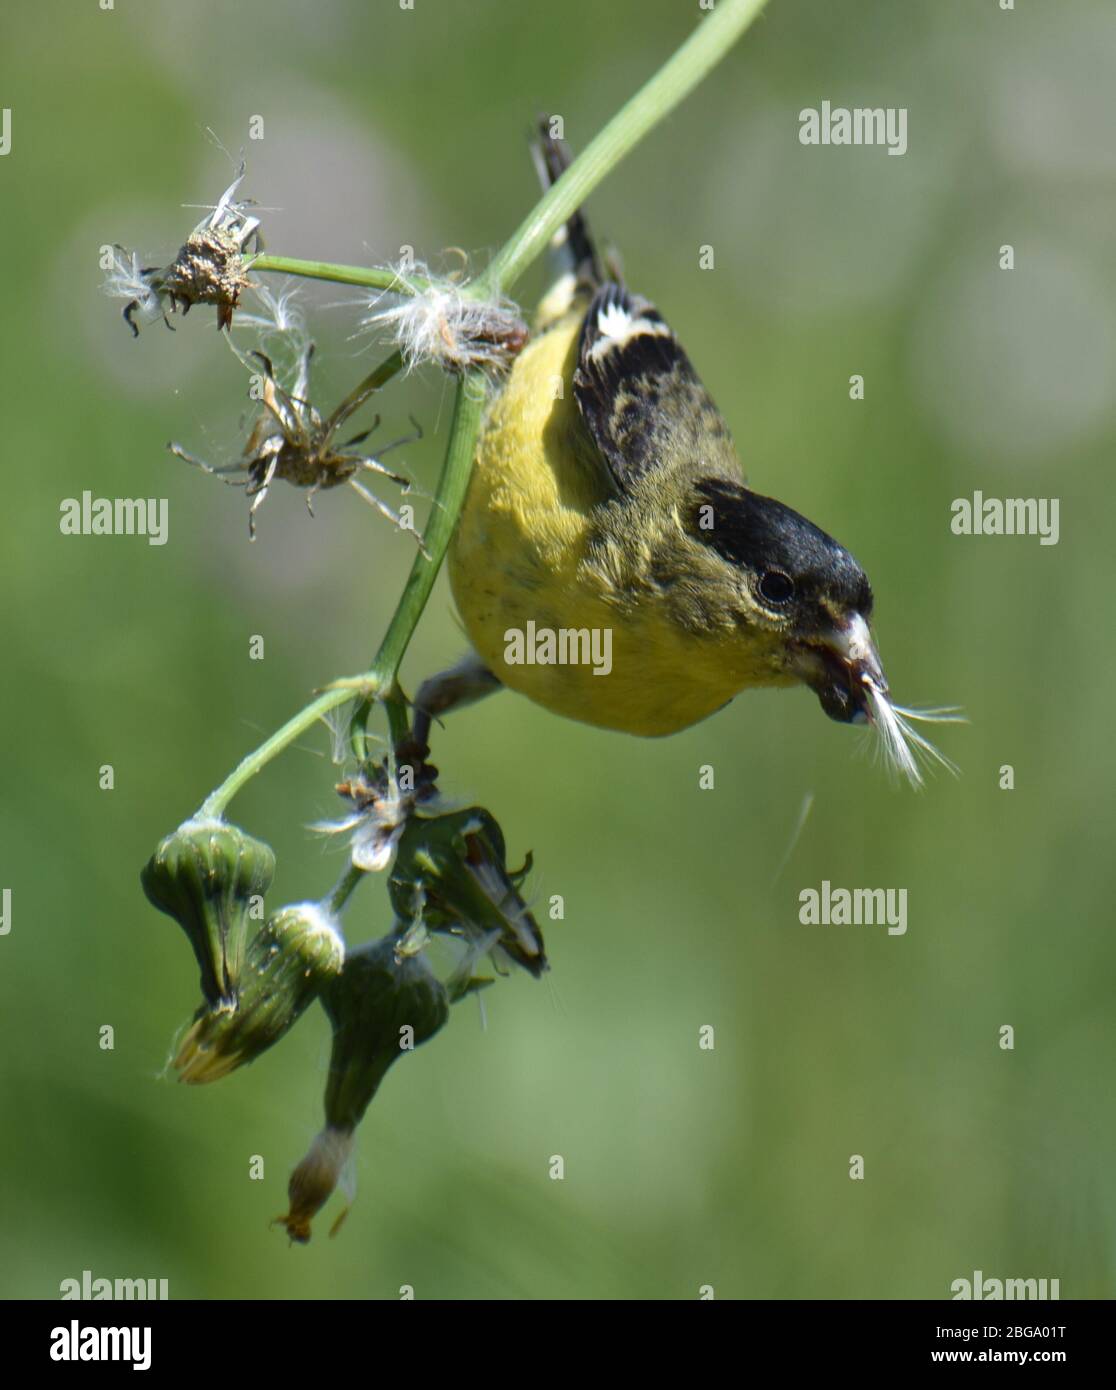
[826, 615, 964, 788]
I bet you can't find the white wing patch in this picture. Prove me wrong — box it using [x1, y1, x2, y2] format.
[589, 301, 672, 360]
[597, 299, 633, 338]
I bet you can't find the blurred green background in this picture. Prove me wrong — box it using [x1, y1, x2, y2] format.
[2, 0, 1114, 1300]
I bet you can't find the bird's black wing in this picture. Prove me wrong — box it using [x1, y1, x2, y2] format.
[571, 282, 739, 495]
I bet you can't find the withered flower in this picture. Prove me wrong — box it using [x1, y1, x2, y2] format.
[109, 166, 261, 336]
[363, 257, 528, 373]
[314, 755, 440, 872]
[168, 339, 422, 540]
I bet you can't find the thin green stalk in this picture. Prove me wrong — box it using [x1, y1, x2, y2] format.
[328, 863, 366, 915]
[247, 253, 427, 294]
[350, 371, 488, 759]
[374, 373, 488, 673]
[324, 350, 404, 437]
[481, 0, 769, 295]
[199, 685, 356, 819]
[200, 373, 487, 814]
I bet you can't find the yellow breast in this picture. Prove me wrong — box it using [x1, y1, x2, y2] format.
[448, 312, 768, 735]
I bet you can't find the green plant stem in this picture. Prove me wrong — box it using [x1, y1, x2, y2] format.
[199, 685, 357, 819]
[203, 0, 767, 814]
[199, 371, 488, 816]
[350, 371, 488, 760]
[247, 254, 427, 294]
[324, 350, 404, 437]
[328, 863, 366, 915]
[480, 0, 769, 295]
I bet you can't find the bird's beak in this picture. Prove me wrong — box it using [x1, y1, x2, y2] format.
[792, 612, 886, 724]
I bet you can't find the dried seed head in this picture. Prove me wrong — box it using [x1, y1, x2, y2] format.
[363, 260, 528, 374]
[106, 163, 262, 335]
[168, 342, 420, 540]
[159, 224, 257, 331]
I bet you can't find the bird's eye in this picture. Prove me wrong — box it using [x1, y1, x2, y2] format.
[758, 569, 795, 605]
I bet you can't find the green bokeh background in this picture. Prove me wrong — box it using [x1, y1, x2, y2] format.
[2, 0, 1114, 1300]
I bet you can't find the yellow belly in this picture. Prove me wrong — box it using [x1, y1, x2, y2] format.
[448, 314, 765, 736]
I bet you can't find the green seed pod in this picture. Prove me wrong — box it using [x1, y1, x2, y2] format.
[322, 936, 450, 1132]
[389, 806, 547, 977]
[174, 902, 345, 1085]
[275, 935, 450, 1243]
[141, 818, 276, 1007]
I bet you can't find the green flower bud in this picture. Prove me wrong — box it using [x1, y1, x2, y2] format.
[275, 936, 449, 1243]
[141, 818, 276, 1007]
[389, 807, 547, 977]
[174, 902, 345, 1084]
[323, 936, 450, 1131]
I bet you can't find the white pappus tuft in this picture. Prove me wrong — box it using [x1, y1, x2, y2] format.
[233, 282, 306, 342]
[311, 793, 408, 873]
[861, 677, 965, 789]
[183, 161, 261, 248]
[310, 762, 444, 873]
[102, 246, 165, 327]
[229, 282, 309, 379]
[362, 259, 527, 373]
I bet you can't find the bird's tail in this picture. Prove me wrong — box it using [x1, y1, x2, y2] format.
[531, 116, 605, 289]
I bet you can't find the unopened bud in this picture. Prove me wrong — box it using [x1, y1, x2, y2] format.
[275, 935, 449, 1243]
[141, 818, 275, 1007]
[323, 936, 449, 1131]
[389, 807, 547, 977]
[174, 902, 344, 1084]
